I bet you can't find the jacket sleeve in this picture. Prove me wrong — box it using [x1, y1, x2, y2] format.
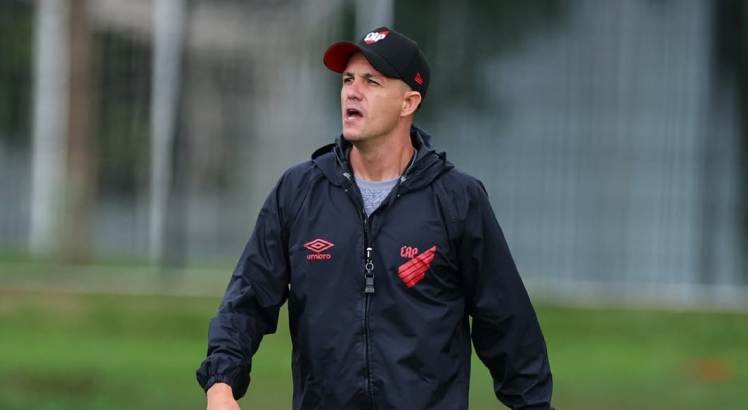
[195, 180, 291, 400]
[458, 181, 553, 409]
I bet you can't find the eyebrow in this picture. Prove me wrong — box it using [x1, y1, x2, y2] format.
[342, 72, 384, 81]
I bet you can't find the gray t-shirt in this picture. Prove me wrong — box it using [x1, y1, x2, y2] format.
[352, 148, 418, 216]
[355, 176, 399, 216]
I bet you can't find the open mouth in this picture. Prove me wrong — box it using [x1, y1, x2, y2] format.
[345, 108, 363, 119]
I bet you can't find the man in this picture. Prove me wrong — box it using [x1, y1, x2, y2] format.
[197, 26, 553, 409]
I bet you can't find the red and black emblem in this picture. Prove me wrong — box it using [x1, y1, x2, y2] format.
[397, 245, 436, 287]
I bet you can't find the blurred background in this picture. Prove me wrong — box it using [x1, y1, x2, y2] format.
[1, 0, 746, 409]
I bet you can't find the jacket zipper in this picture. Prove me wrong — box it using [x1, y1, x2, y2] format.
[343, 171, 377, 407]
[362, 212, 376, 408]
[343, 168, 410, 409]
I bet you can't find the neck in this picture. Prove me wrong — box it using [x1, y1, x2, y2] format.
[349, 124, 415, 182]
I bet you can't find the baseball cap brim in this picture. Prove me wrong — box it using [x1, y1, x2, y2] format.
[323, 41, 400, 78]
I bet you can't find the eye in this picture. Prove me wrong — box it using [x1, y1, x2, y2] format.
[367, 78, 380, 86]
[342, 76, 353, 84]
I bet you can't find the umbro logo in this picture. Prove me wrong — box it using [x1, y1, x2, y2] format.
[304, 238, 334, 261]
[364, 30, 389, 44]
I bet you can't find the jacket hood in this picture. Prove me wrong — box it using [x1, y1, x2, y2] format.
[311, 126, 454, 192]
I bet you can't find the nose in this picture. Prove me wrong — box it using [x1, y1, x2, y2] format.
[344, 78, 362, 101]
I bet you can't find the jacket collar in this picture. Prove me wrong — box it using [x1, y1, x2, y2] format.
[311, 125, 453, 191]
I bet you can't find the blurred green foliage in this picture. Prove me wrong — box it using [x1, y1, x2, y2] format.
[0, 0, 32, 147]
[395, 0, 565, 118]
[94, 31, 152, 196]
[0, 288, 745, 409]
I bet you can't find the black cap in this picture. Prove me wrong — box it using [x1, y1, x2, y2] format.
[323, 26, 430, 100]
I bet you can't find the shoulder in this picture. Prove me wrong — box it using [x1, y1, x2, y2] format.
[437, 167, 488, 201]
[266, 160, 324, 224]
[432, 167, 493, 225]
[278, 160, 320, 187]
[439, 167, 485, 190]
[273, 159, 325, 202]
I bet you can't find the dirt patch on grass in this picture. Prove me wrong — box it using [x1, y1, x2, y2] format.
[0, 371, 98, 396]
[685, 357, 735, 383]
[0, 288, 84, 312]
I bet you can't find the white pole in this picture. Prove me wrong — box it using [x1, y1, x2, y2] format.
[149, 0, 186, 263]
[29, 0, 69, 254]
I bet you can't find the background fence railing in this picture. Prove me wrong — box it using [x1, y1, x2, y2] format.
[1, 0, 745, 307]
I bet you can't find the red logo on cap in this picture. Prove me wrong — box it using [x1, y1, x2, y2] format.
[364, 30, 389, 44]
[414, 72, 424, 86]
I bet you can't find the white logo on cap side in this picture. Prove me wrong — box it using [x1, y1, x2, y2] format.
[363, 31, 389, 44]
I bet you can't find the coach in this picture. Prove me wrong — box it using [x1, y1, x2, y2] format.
[197, 26, 554, 409]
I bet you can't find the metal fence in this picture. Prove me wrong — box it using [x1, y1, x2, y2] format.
[0, 0, 745, 306]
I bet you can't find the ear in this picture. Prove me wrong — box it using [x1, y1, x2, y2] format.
[401, 90, 422, 117]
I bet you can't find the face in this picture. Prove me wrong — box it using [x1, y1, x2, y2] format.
[340, 53, 410, 142]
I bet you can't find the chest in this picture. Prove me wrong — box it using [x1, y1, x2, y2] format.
[286, 184, 461, 301]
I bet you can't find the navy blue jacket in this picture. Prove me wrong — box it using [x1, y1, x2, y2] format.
[197, 127, 553, 409]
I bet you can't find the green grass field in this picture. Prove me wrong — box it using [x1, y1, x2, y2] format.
[0, 287, 746, 409]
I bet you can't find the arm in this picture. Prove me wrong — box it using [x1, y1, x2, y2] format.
[196, 181, 291, 401]
[459, 182, 553, 409]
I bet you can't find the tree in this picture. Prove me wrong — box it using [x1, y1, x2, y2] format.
[62, 0, 96, 262]
[712, 0, 748, 281]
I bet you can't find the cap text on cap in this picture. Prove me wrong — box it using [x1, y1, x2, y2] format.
[363, 30, 389, 45]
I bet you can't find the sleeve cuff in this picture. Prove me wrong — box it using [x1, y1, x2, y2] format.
[196, 361, 251, 400]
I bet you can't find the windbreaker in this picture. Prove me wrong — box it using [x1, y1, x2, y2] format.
[196, 126, 553, 409]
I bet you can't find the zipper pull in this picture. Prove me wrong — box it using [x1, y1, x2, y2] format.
[364, 246, 375, 294]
